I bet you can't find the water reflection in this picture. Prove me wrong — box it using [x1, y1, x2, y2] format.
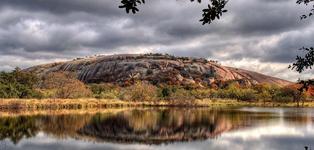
[0, 107, 313, 150]
[0, 116, 39, 144]
[78, 109, 267, 144]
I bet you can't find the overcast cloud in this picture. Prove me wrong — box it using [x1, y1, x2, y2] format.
[0, 0, 313, 81]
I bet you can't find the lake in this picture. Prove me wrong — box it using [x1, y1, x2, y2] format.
[0, 107, 313, 150]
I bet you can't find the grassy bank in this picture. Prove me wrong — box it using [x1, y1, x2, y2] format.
[0, 107, 130, 117]
[0, 98, 215, 109]
[1, 98, 314, 110]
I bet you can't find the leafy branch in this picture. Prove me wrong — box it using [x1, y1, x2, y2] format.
[297, 0, 314, 19]
[119, 0, 229, 25]
[119, 0, 146, 14]
[200, 0, 228, 25]
[290, 47, 314, 73]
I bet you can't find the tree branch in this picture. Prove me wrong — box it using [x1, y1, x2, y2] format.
[119, 0, 228, 25]
[297, 0, 314, 19]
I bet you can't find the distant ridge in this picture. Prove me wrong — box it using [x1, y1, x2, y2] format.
[25, 53, 292, 87]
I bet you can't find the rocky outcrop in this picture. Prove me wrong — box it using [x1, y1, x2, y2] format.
[77, 109, 255, 144]
[25, 54, 292, 87]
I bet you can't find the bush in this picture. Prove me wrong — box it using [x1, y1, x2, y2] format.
[0, 68, 41, 98]
[157, 85, 196, 100]
[215, 83, 239, 100]
[168, 88, 194, 100]
[89, 83, 120, 99]
[190, 89, 213, 99]
[0, 67, 308, 103]
[214, 83, 257, 101]
[273, 86, 307, 103]
[40, 72, 92, 99]
[253, 83, 280, 102]
[237, 88, 257, 101]
[256, 90, 272, 102]
[157, 86, 178, 99]
[120, 82, 157, 101]
[161, 87, 171, 98]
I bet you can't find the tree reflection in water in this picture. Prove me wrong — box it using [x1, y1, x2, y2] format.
[77, 109, 261, 144]
[0, 116, 39, 144]
[0, 108, 312, 145]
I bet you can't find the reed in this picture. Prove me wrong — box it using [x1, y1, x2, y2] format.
[1, 98, 314, 111]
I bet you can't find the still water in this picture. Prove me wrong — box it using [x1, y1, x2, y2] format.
[0, 107, 313, 150]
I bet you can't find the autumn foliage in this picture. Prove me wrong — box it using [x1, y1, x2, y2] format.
[1, 68, 314, 103]
[39, 72, 92, 99]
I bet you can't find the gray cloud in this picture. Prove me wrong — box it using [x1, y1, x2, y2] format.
[0, 0, 313, 81]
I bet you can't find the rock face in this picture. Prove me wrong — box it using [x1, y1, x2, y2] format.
[25, 54, 292, 87]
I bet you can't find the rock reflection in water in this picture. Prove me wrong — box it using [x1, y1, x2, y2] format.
[0, 108, 276, 145]
[77, 109, 262, 144]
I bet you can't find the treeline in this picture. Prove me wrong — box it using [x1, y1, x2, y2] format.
[0, 68, 40, 98]
[0, 68, 91, 99]
[0, 68, 311, 103]
[90, 82, 309, 103]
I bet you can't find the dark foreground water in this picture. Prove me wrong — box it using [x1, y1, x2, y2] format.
[0, 107, 313, 150]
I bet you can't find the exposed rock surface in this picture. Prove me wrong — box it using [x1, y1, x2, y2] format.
[25, 54, 292, 87]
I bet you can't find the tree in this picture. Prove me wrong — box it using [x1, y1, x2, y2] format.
[0, 68, 40, 98]
[0, 116, 39, 144]
[119, 0, 313, 25]
[119, 0, 228, 25]
[297, 0, 314, 19]
[40, 72, 92, 99]
[290, 0, 314, 73]
[119, 81, 157, 101]
[290, 0, 314, 90]
[253, 83, 276, 103]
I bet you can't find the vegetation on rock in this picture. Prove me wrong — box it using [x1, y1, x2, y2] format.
[0, 68, 40, 98]
[39, 72, 92, 99]
[0, 63, 312, 105]
[0, 54, 312, 105]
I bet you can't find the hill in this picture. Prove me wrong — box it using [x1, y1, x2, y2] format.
[25, 54, 292, 87]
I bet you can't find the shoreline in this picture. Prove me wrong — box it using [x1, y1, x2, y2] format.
[1, 99, 314, 110]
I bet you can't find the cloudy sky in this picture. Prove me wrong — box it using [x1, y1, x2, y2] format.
[0, 0, 313, 81]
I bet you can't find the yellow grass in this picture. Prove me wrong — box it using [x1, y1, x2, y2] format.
[0, 107, 130, 117]
[1, 98, 314, 110]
